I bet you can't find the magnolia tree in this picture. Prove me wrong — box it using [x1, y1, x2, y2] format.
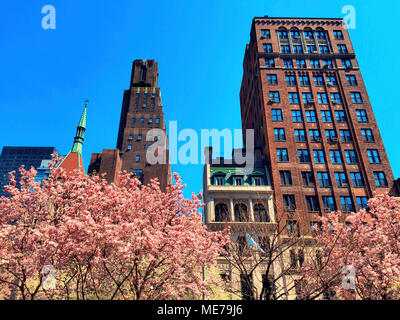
[299, 195, 400, 300]
[0, 161, 229, 300]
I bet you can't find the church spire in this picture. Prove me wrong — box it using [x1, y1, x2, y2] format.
[71, 100, 88, 154]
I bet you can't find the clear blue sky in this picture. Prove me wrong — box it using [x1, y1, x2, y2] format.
[0, 0, 399, 198]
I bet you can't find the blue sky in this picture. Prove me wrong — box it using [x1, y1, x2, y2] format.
[0, 0, 399, 198]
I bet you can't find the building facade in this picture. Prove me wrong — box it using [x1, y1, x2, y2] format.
[89, 60, 171, 190]
[240, 16, 398, 236]
[0, 146, 56, 197]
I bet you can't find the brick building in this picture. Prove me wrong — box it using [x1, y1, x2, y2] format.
[88, 60, 171, 190]
[240, 16, 398, 236]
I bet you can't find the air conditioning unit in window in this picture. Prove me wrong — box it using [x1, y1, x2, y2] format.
[327, 82, 334, 87]
[269, 98, 277, 104]
[330, 137, 338, 142]
[341, 182, 348, 187]
[306, 99, 315, 106]
[285, 205, 296, 212]
[314, 137, 322, 142]
[322, 64, 329, 70]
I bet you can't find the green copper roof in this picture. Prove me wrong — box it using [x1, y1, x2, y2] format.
[78, 103, 87, 129]
[71, 101, 87, 154]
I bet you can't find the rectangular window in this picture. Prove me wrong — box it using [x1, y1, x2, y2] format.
[346, 75, 357, 86]
[295, 129, 306, 142]
[234, 176, 243, 186]
[335, 110, 347, 122]
[313, 75, 324, 86]
[325, 129, 337, 141]
[272, 109, 283, 121]
[302, 172, 314, 187]
[302, 93, 313, 104]
[319, 45, 329, 53]
[307, 45, 317, 53]
[267, 74, 278, 85]
[309, 129, 321, 142]
[321, 110, 333, 122]
[284, 59, 294, 68]
[286, 75, 297, 86]
[132, 117, 136, 123]
[263, 43, 273, 53]
[323, 196, 336, 212]
[269, 91, 280, 102]
[342, 59, 352, 68]
[253, 177, 263, 186]
[291, 30, 300, 39]
[296, 59, 307, 68]
[140, 118, 145, 123]
[293, 45, 303, 53]
[351, 92, 363, 104]
[278, 30, 288, 39]
[274, 128, 286, 141]
[361, 129, 374, 142]
[316, 31, 326, 39]
[289, 92, 300, 104]
[335, 172, 348, 187]
[298, 149, 311, 163]
[214, 176, 225, 186]
[306, 196, 320, 212]
[136, 155, 140, 162]
[265, 58, 275, 68]
[304, 31, 314, 39]
[340, 130, 352, 142]
[283, 195, 296, 211]
[299, 75, 310, 86]
[277, 148, 289, 162]
[338, 44, 348, 53]
[374, 172, 388, 187]
[310, 59, 320, 68]
[330, 150, 342, 164]
[280, 171, 292, 186]
[341, 196, 354, 212]
[356, 197, 368, 210]
[333, 30, 344, 39]
[292, 110, 303, 122]
[326, 76, 337, 86]
[356, 110, 368, 122]
[261, 29, 271, 38]
[156, 118, 160, 124]
[330, 93, 342, 104]
[350, 172, 364, 187]
[318, 172, 330, 187]
[305, 110, 316, 122]
[322, 59, 333, 68]
[367, 149, 381, 163]
[313, 150, 325, 164]
[345, 150, 358, 164]
[318, 93, 328, 104]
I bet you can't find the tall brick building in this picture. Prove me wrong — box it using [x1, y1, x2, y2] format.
[240, 16, 397, 235]
[89, 60, 171, 190]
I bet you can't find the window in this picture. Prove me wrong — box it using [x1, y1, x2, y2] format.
[215, 203, 229, 222]
[288, 92, 299, 104]
[309, 129, 321, 142]
[307, 45, 317, 53]
[356, 110, 368, 122]
[148, 118, 153, 124]
[323, 196, 336, 212]
[240, 274, 254, 300]
[128, 144, 132, 150]
[287, 220, 299, 236]
[338, 44, 348, 53]
[214, 176, 225, 186]
[304, 31, 314, 39]
[234, 203, 248, 221]
[361, 129, 374, 142]
[374, 172, 388, 187]
[278, 30, 288, 39]
[156, 118, 160, 124]
[326, 76, 337, 86]
[313, 150, 325, 163]
[318, 93, 328, 104]
[136, 155, 140, 162]
[351, 92, 363, 104]
[335, 110, 347, 122]
[335, 172, 348, 187]
[322, 59, 333, 68]
[310, 59, 320, 68]
[341, 196, 354, 212]
[296, 59, 307, 68]
[299, 75, 310, 86]
[254, 203, 269, 222]
[284, 196, 296, 211]
[286, 75, 297, 86]
[263, 43, 273, 53]
[346, 75, 357, 86]
[269, 91, 280, 102]
[318, 172, 330, 187]
[137, 134, 142, 141]
[367, 149, 381, 163]
[128, 134, 134, 140]
[293, 45, 303, 53]
[311, 222, 323, 237]
[292, 110, 303, 122]
[261, 29, 271, 38]
[356, 197, 368, 210]
[330, 93, 342, 104]
[342, 59, 352, 68]
[280, 171, 292, 186]
[291, 30, 300, 39]
[135, 93, 140, 99]
[133, 169, 143, 176]
[234, 176, 244, 186]
[272, 109, 283, 121]
[340, 130, 352, 142]
[316, 31, 326, 39]
[277, 148, 289, 162]
[330, 150, 342, 164]
[140, 118, 145, 123]
[345, 150, 358, 164]
[321, 110, 333, 122]
[298, 149, 311, 163]
[325, 129, 337, 141]
[284, 59, 294, 68]
[281, 45, 291, 53]
[302, 172, 314, 186]
[267, 74, 278, 85]
[302, 92, 313, 104]
[295, 129, 306, 142]
[143, 93, 148, 99]
[306, 196, 320, 212]
[305, 110, 316, 122]
[132, 117, 136, 124]
[313, 75, 324, 86]
[333, 30, 344, 39]
[143, 103, 147, 108]
[265, 58, 275, 68]
[274, 128, 286, 141]
[319, 45, 329, 53]
[350, 172, 364, 187]
[253, 177, 263, 186]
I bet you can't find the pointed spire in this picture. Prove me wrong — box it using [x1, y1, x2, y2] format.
[71, 100, 88, 154]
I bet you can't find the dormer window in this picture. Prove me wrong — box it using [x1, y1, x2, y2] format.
[234, 176, 244, 186]
[253, 177, 263, 186]
[214, 176, 225, 186]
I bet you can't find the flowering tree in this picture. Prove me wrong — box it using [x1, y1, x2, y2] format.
[0, 161, 229, 300]
[299, 195, 400, 300]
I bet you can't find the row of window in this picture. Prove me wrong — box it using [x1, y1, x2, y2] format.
[212, 175, 264, 186]
[265, 58, 352, 69]
[214, 202, 269, 222]
[268, 74, 357, 87]
[263, 43, 348, 55]
[132, 117, 161, 124]
[271, 109, 369, 123]
[274, 128, 374, 143]
[283, 194, 370, 214]
[135, 93, 157, 99]
[261, 29, 344, 42]
[269, 90, 363, 105]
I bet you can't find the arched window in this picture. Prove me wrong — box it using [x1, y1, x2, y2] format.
[254, 203, 270, 222]
[215, 203, 229, 222]
[234, 203, 249, 222]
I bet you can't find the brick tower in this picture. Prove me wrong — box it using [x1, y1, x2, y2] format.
[240, 16, 398, 235]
